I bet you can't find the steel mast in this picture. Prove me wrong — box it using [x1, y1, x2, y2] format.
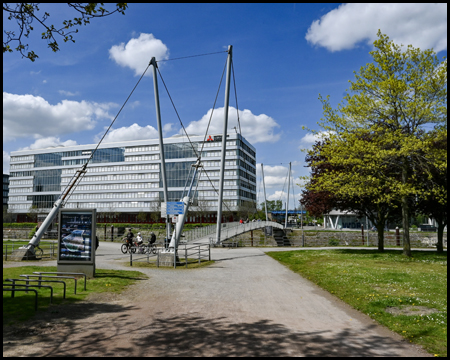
[284, 162, 291, 229]
[215, 45, 233, 245]
[150, 57, 171, 241]
[261, 163, 269, 221]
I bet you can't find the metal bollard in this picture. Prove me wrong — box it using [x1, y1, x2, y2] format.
[5, 245, 7, 261]
[198, 246, 201, 264]
[130, 251, 132, 266]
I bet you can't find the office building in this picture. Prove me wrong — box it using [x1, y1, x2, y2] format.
[3, 174, 9, 211]
[8, 133, 256, 223]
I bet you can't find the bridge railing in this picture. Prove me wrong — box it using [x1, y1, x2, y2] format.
[183, 222, 240, 242]
[186, 221, 283, 243]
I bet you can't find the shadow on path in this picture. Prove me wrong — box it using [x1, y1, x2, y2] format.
[4, 310, 419, 357]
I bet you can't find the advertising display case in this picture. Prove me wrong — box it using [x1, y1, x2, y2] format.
[57, 209, 96, 276]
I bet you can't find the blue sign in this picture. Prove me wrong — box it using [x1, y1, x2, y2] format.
[166, 201, 184, 215]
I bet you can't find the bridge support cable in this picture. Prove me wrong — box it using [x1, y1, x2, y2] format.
[21, 61, 152, 253]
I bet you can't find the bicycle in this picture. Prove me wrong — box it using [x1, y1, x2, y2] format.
[120, 237, 136, 254]
[34, 245, 44, 258]
[144, 241, 157, 255]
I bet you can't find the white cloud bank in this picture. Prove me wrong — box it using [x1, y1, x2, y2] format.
[109, 33, 169, 76]
[306, 3, 447, 52]
[3, 151, 10, 174]
[96, 123, 176, 143]
[184, 107, 281, 144]
[298, 131, 334, 150]
[19, 137, 78, 151]
[3, 92, 115, 142]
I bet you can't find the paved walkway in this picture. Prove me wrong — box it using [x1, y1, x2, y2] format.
[3, 243, 431, 357]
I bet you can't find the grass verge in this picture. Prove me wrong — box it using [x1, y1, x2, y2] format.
[3, 265, 147, 326]
[266, 249, 447, 357]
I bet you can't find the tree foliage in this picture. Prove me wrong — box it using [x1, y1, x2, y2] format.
[303, 31, 447, 256]
[3, 3, 128, 61]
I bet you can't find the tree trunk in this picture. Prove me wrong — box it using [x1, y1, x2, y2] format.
[401, 194, 411, 257]
[401, 163, 411, 257]
[436, 222, 445, 253]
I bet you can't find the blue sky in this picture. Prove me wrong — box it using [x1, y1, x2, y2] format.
[3, 3, 447, 209]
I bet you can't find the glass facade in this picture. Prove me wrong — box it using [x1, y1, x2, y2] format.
[7, 133, 257, 217]
[33, 169, 62, 192]
[164, 143, 198, 159]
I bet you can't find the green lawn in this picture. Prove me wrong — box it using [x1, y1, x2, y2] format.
[3, 266, 147, 325]
[266, 249, 447, 357]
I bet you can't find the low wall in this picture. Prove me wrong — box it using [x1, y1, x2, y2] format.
[224, 229, 447, 249]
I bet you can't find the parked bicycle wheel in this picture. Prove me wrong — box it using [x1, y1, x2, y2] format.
[151, 245, 157, 254]
[121, 244, 128, 254]
[35, 246, 44, 258]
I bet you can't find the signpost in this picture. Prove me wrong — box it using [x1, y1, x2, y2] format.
[166, 202, 184, 215]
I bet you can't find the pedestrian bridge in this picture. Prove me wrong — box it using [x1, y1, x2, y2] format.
[181, 221, 285, 245]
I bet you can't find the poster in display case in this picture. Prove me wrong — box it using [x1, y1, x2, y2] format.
[58, 209, 96, 264]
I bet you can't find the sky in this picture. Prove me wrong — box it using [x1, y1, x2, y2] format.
[3, 3, 447, 210]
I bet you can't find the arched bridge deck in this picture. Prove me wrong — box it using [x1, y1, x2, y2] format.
[182, 221, 284, 245]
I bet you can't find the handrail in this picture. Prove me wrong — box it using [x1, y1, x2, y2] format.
[20, 274, 77, 294]
[3, 288, 38, 311]
[33, 271, 86, 291]
[6, 278, 66, 299]
[3, 283, 53, 303]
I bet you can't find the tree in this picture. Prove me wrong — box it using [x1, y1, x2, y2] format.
[304, 31, 447, 256]
[137, 211, 148, 223]
[301, 139, 403, 251]
[3, 3, 127, 61]
[260, 200, 282, 212]
[416, 129, 447, 252]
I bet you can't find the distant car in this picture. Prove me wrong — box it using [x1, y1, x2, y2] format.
[418, 224, 437, 232]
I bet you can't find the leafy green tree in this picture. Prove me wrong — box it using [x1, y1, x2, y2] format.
[3, 3, 127, 61]
[304, 31, 447, 256]
[416, 129, 447, 252]
[260, 200, 282, 212]
[301, 139, 402, 251]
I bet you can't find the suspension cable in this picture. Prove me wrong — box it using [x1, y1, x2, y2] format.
[199, 57, 228, 155]
[156, 50, 227, 63]
[156, 67, 200, 159]
[231, 59, 241, 136]
[61, 62, 152, 204]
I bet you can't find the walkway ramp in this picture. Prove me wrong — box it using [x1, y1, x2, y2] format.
[183, 221, 284, 245]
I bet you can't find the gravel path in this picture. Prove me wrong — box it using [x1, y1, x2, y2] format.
[3, 242, 431, 357]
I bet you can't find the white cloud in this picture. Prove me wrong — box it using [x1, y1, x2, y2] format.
[98, 123, 160, 143]
[58, 90, 79, 97]
[267, 190, 300, 206]
[109, 33, 169, 76]
[163, 123, 174, 134]
[3, 92, 116, 142]
[184, 107, 281, 144]
[3, 151, 10, 174]
[298, 131, 334, 150]
[19, 137, 78, 151]
[306, 3, 447, 52]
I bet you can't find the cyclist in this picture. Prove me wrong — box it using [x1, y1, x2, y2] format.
[126, 228, 134, 247]
[150, 232, 156, 245]
[136, 232, 143, 246]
